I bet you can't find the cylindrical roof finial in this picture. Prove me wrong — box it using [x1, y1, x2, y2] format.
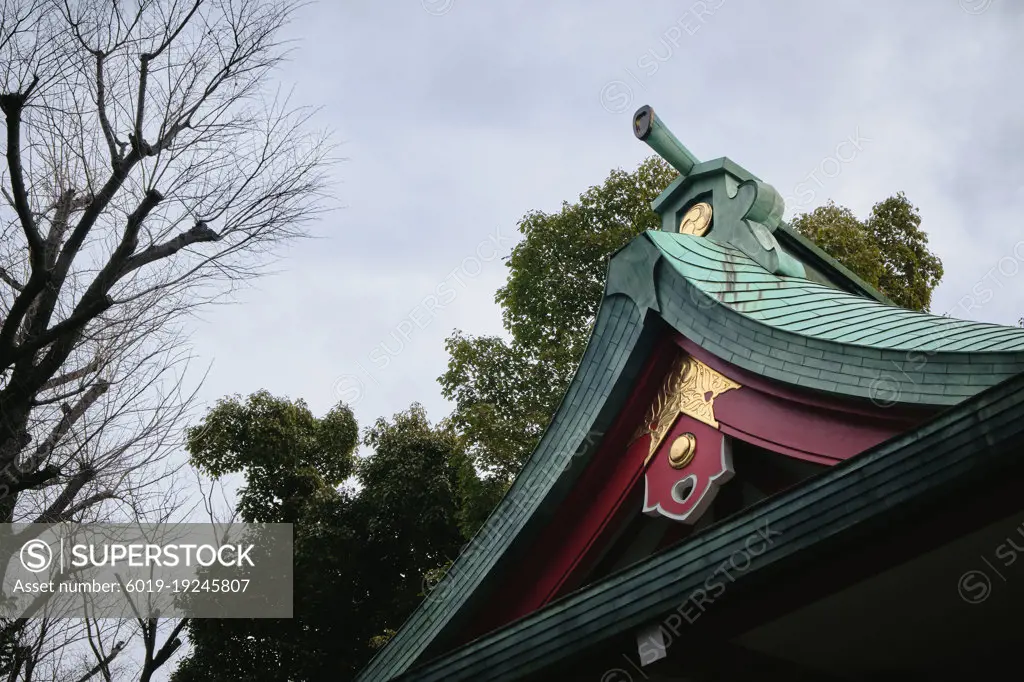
[633, 105, 699, 176]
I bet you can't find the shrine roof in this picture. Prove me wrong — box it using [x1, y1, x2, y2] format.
[356, 108, 1024, 682]
[359, 223, 1024, 682]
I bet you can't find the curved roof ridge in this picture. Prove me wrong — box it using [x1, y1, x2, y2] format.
[648, 230, 1024, 354]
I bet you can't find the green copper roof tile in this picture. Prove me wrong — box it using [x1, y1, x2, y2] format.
[792, 343, 824, 358]
[783, 296, 879, 319]
[968, 330, 1024, 351]
[803, 335, 839, 351]
[990, 362, 1024, 373]
[783, 361, 819, 378]
[770, 347, 804, 364]
[757, 353, 787, 371]
[804, 357, 847, 373]
[970, 352, 1014, 364]
[887, 323, 1001, 348]
[947, 364, 986, 374]
[916, 382, 954, 394]
[787, 307, 893, 335]
[795, 374, 827, 389]
[851, 319, 950, 346]
[726, 340, 755, 360]
[926, 322, 1003, 342]
[968, 373, 1003, 385]
[646, 230, 1024, 355]
[940, 353, 973, 364]
[847, 356, 888, 372]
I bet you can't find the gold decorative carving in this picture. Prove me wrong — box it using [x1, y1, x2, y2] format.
[669, 433, 696, 469]
[679, 202, 713, 236]
[633, 354, 741, 463]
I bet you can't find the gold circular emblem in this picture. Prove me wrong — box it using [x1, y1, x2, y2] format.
[679, 202, 712, 236]
[669, 432, 696, 469]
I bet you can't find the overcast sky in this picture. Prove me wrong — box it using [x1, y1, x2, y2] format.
[185, 0, 1024, 441]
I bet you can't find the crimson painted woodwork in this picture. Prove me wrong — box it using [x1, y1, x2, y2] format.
[460, 331, 934, 643]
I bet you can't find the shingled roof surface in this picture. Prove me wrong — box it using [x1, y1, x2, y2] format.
[651, 230, 1024, 352]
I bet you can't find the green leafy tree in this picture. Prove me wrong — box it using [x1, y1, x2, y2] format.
[792, 192, 943, 311]
[441, 162, 944, 513]
[174, 391, 362, 681]
[173, 395, 471, 681]
[356, 405, 471, 635]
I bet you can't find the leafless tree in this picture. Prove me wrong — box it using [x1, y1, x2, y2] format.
[6, 450, 246, 679]
[0, 0, 331, 675]
[2, 617, 128, 682]
[63, 470, 240, 681]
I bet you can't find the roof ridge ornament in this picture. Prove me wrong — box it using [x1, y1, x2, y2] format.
[632, 104, 805, 279]
[632, 105, 699, 176]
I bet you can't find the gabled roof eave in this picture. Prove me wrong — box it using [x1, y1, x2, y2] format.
[393, 367, 1024, 681]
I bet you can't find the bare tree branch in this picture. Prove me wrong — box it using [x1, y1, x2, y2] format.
[93, 52, 121, 170]
[0, 74, 42, 265]
[39, 358, 102, 391]
[75, 638, 124, 682]
[28, 464, 94, 521]
[119, 220, 220, 275]
[0, 267, 23, 291]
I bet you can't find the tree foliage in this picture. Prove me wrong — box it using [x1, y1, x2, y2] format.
[187, 391, 358, 523]
[356, 406, 471, 636]
[174, 395, 471, 681]
[791, 192, 943, 311]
